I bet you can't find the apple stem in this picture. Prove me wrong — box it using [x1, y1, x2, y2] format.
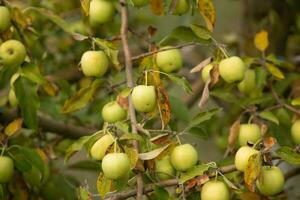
[114, 139, 117, 153]
[248, 115, 254, 124]
[176, 135, 182, 145]
[0, 143, 6, 157]
[145, 70, 148, 86]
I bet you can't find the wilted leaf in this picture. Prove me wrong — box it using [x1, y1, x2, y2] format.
[291, 97, 300, 106]
[276, 146, 300, 164]
[80, 0, 90, 16]
[227, 119, 240, 151]
[190, 57, 212, 73]
[157, 86, 171, 128]
[260, 124, 268, 136]
[97, 173, 114, 199]
[72, 33, 89, 41]
[186, 107, 222, 130]
[244, 153, 261, 192]
[254, 30, 269, 52]
[263, 137, 277, 150]
[5, 118, 23, 136]
[150, 133, 171, 145]
[198, 0, 216, 31]
[190, 24, 212, 40]
[179, 164, 209, 184]
[124, 146, 139, 169]
[139, 144, 170, 160]
[266, 63, 285, 80]
[198, 77, 210, 109]
[259, 111, 279, 125]
[150, 0, 164, 15]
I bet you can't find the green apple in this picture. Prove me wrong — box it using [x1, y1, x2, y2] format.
[102, 153, 130, 179]
[89, 0, 115, 25]
[101, 101, 127, 123]
[256, 166, 284, 196]
[172, 0, 190, 15]
[238, 124, 261, 146]
[0, 156, 14, 183]
[291, 120, 300, 144]
[0, 40, 26, 66]
[156, 46, 183, 73]
[155, 156, 175, 180]
[170, 144, 198, 171]
[238, 69, 256, 94]
[80, 51, 109, 77]
[132, 0, 149, 7]
[90, 134, 115, 160]
[234, 146, 259, 172]
[132, 85, 157, 112]
[219, 56, 246, 83]
[0, 6, 11, 32]
[8, 89, 18, 107]
[201, 180, 230, 200]
[201, 63, 214, 82]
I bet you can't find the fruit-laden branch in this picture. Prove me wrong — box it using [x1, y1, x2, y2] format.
[0, 109, 96, 138]
[119, 0, 143, 199]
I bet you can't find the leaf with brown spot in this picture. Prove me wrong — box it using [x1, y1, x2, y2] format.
[263, 137, 277, 150]
[190, 57, 212, 73]
[11, 7, 31, 29]
[124, 146, 139, 169]
[196, 174, 209, 185]
[117, 95, 129, 110]
[148, 26, 157, 37]
[198, 77, 210, 109]
[186, 178, 198, 189]
[227, 118, 240, 151]
[209, 63, 219, 87]
[150, 133, 171, 145]
[244, 153, 262, 192]
[157, 86, 171, 128]
[80, 0, 90, 16]
[198, 0, 216, 31]
[5, 118, 23, 137]
[150, 0, 164, 16]
[96, 173, 114, 199]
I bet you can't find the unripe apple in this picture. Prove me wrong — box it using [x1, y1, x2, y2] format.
[156, 46, 183, 73]
[80, 51, 109, 77]
[101, 101, 127, 123]
[89, 0, 115, 25]
[102, 153, 131, 179]
[201, 63, 213, 82]
[238, 69, 256, 94]
[0, 156, 14, 183]
[155, 156, 175, 180]
[201, 180, 230, 200]
[132, 0, 149, 7]
[132, 85, 157, 112]
[256, 166, 284, 196]
[238, 124, 261, 146]
[219, 56, 246, 83]
[172, 0, 190, 15]
[8, 89, 18, 107]
[170, 144, 198, 171]
[90, 134, 115, 160]
[0, 40, 26, 67]
[0, 6, 11, 32]
[291, 119, 300, 144]
[234, 146, 259, 172]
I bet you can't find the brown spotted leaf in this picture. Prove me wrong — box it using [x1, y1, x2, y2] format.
[157, 86, 171, 128]
[198, 0, 216, 31]
[80, 0, 90, 16]
[150, 0, 164, 15]
[227, 118, 240, 151]
[244, 153, 262, 192]
[96, 173, 114, 199]
[5, 118, 23, 137]
[148, 26, 157, 37]
[150, 133, 171, 145]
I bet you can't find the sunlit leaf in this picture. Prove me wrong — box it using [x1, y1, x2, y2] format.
[179, 164, 209, 184]
[190, 24, 212, 40]
[254, 30, 269, 52]
[291, 97, 300, 106]
[197, 0, 216, 31]
[97, 173, 114, 198]
[244, 153, 261, 192]
[259, 111, 279, 125]
[266, 63, 285, 80]
[5, 118, 23, 136]
[124, 146, 139, 169]
[80, 0, 90, 16]
[276, 146, 300, 164]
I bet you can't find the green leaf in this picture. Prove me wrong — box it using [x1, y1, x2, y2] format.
[291, 97, 300, 106]
[186, 108, 222, 130]
[276, 146, 300, 164]
[21, 63, 46, 84]
[68, 160, 101, 171]
[188, 126, 208, 139]
[190, 24, 212, 40]
[78, 187, 92, 200]
[266, 63, 285, 80]
[259, 111, 279, 125]
[179, 164, 209, 184]
[150, 186, 169, 200]
[14, 76, 39, 130]
[62, 80, 101, 113]
[169, 96, 190, 123]
[255, 67, 267, 89]
[166, 74, 193, 94]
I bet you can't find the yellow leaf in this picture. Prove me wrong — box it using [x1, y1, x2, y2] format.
[150, 0, 164, 16]
[42, 81, 59, 96]
[266, 63, 285, 80]
[291, 97, 300, 106]
[97, 173, 114, 198]
[198, 0, 216, 31]
[80, 0, 90, 16]
[5, 118, 23, 136]
[244, 153, 261, 192]
[254, 30, 269, 52]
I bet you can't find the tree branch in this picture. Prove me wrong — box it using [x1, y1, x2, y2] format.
[119, 1, 143, 199]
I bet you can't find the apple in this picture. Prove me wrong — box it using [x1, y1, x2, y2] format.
[256, 166, 284, 196]
[238, 124, 261, 146]
[102, 153, 131, 179]
[201, 180, 230, 200]
[291, 119, 300, 144]
[201, 63, 214, 82]
[234, 146, 259, 172]
[132, 85, 157, 112]
[90, 134, 115, 160]
[8, 89, 18, 107]
[172, 0, 190, 15]
[101, 101, 127, 123]
[0, 6, 11, 32]
[0, 40, 26, 67]
[132, 0, 148, 7]
[155, 156, 175, 180]
[0, 156, 14, 183]
[155, 46, 183, 73]
[89, 0, 115, 25]
[80, 51, 109, 77]
[170, 144, 198, 171]
[238, 69, 256, 94]
[218, 56, 246, 83]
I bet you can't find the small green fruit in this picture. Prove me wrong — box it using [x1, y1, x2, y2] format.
[156, 46, 183, 73]
[90, 134, 115, 160]
[170, 144, 198, 171]
[102, 153, 131, 179]
[0, 156, 14, 183]
[132, 0, 149, 7]
[291, 119, 300, 144]
[89, 0, 115, 25]
[0, 40, 26, 66]
[155, 156, 175, 180]
[0, 6, 11, 32]
[101, 101, 127, 123]
[132, 85, 157, 112]
[238, 124, 261, 146]
[234, 146, 259, 172]
[201, 63, 213, 82]
[201, 180, 230, 200]
[238, 69, 256, 94]
[219, 56, 246, 83]
[172, 0, 190, 15]
[256, 166, 284, 196]
[80, 51, 109, 77]
[8, 89, 18, 107]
